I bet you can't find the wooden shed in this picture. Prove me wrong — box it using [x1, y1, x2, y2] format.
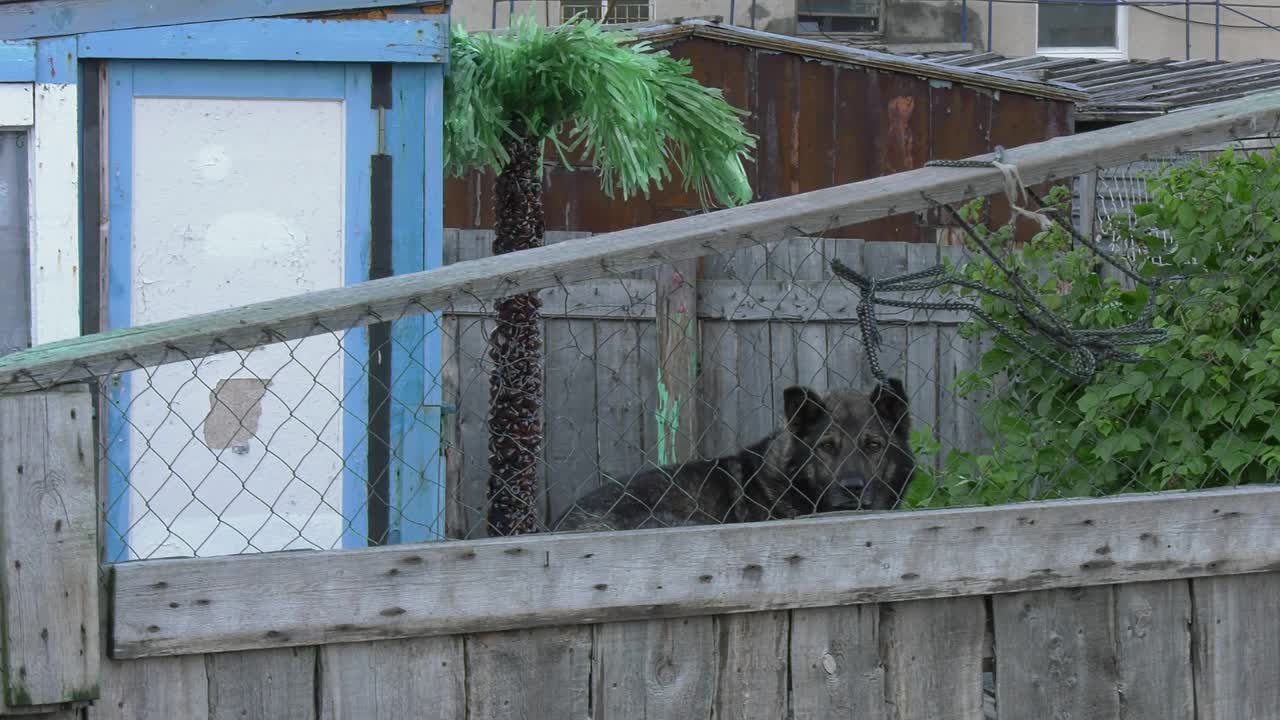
[0, 1, 452, 569]
[444, 18, 1083, 241]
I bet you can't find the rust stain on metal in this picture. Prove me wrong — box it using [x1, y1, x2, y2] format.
[885, 95, 916, 175]
[442, 33, 1073, 236]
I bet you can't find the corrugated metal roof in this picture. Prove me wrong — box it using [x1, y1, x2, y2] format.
[611, 18, 1087, 102]
[899, 50, 1280, 121]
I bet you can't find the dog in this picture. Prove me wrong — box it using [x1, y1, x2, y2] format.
[552, 378, 915, 532]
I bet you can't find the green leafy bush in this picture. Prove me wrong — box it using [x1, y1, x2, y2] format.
[907, 147, 1280, 509]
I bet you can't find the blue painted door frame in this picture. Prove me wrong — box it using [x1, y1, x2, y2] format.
[102, 59, 445, 561]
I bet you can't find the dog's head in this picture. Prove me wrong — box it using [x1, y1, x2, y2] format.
[779, 379, 915, 513]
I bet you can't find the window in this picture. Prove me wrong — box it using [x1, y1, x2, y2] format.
[1036, 0, 1128, 59]
[797, 0, 882, 34]
[561, 0, 651, 24]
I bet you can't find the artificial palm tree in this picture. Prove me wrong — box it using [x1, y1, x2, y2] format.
[445, 15, 755, 536]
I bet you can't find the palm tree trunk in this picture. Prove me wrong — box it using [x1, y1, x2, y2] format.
[486, 126, 544, 536]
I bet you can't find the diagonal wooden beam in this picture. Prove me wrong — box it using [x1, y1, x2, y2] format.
[0, 0, 439, 42]
[2, 89, 1279, 395]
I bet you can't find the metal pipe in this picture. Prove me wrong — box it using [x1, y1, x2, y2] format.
[987, 0, 993, 51]
[1185, 0, 1191, 59]
[962, 0, 969, 46]
[730, 0, 736, 25]
[492, 0, 498, 28]
[1215, 0, 1221, 60]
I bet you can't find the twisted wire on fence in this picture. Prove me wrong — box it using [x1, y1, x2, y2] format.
[3, 136, 1276, 561]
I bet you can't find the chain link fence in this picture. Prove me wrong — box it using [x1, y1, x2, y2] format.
[9, 135, 1265, 561]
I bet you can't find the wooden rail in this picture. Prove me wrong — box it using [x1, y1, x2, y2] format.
[3, 89, 1280, 395]
[109, 485, 1280, 659]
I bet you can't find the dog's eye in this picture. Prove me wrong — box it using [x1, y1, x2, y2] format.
[819, 439, 838, 452]
[863, 437, 884, 450]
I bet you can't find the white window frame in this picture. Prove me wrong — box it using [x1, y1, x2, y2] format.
[560, 0, 653, 24]
[1034, 0, 1129, 60]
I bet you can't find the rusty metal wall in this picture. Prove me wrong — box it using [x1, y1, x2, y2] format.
[442, 36, 1076, 239]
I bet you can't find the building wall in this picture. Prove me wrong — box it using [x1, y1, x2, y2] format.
[443, 36, 1074, 240]
[970, 0, 1280, 61]
[451, 0, 1280, 62]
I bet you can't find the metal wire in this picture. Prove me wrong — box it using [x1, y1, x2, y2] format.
[2, 140, 1273, 560]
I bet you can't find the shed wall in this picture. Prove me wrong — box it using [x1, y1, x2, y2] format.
[442, 36, 1076, 239]
[0, 131, 28, 356]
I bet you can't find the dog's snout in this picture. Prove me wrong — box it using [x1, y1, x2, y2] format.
[839, 475, 867, 493]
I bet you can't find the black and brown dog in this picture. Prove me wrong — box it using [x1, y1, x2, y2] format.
[554, 378, 916, 532]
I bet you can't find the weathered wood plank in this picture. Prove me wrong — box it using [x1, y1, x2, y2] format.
[767, 321, 799, 422]
[109, 486, 1280, 659]
[206, 647, 315, 720]
[0, 0, 443, 42]
[882, 596, 986, 720]
[28, 59, 81, 346]
[769, 237, 830, 282]
[1114, 580, 1194, 720]
[91, 656, 208, 720]
[735, 321, 775, 446]
[637, 320, 662, 471]
[790, 605, 885, 720]
[451, 316, 492, 539]
[440, 315, 468, 539]
[11, 92, 1279, 394]
[0, 130, 30, 357]
[993, 586, 1121, 718]
[0, 387, 99, 708]
[467, 626, 591, 720]
[712, 612, 789, 720]
[75, 16, 448, 62]
[1191, 571, 1280, 720]
[428, 278, 968, 323]
[593, 320, 645, 494]
[936, 324, 981, 457]
[655, 261, 699, 466]
[593, 617, 716, 719]
[318, 636, 464, 720]
[543, 319, 597, 528]
[903, 242, 941, 453]
[825, 323, 865, 390]
[698, 320, 739, 459]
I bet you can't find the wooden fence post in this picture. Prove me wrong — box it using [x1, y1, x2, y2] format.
[1076, 170, 1098, 240]
[0, 385, 99, 714]
[655, 261, 699, 465]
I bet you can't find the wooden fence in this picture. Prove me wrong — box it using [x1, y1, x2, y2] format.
[90, 560, 1280, 719]
[441, 230, 994, 538]
[0, 91, 1278, 720]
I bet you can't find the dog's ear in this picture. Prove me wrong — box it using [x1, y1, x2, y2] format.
[783, 386, 829, 435]
[871, 377, 910, 434]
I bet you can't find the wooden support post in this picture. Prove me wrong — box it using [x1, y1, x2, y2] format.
[1076, 170, 1098, 240]
[655, 261, 698, 465]
[0, 386, 99, 712]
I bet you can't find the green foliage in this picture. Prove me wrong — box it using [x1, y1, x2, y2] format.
[444, 15, 756, 208]
[907, 148, 1280, 509]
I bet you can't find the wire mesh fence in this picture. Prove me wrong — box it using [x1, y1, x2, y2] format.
[17, 134, 1270, 561]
